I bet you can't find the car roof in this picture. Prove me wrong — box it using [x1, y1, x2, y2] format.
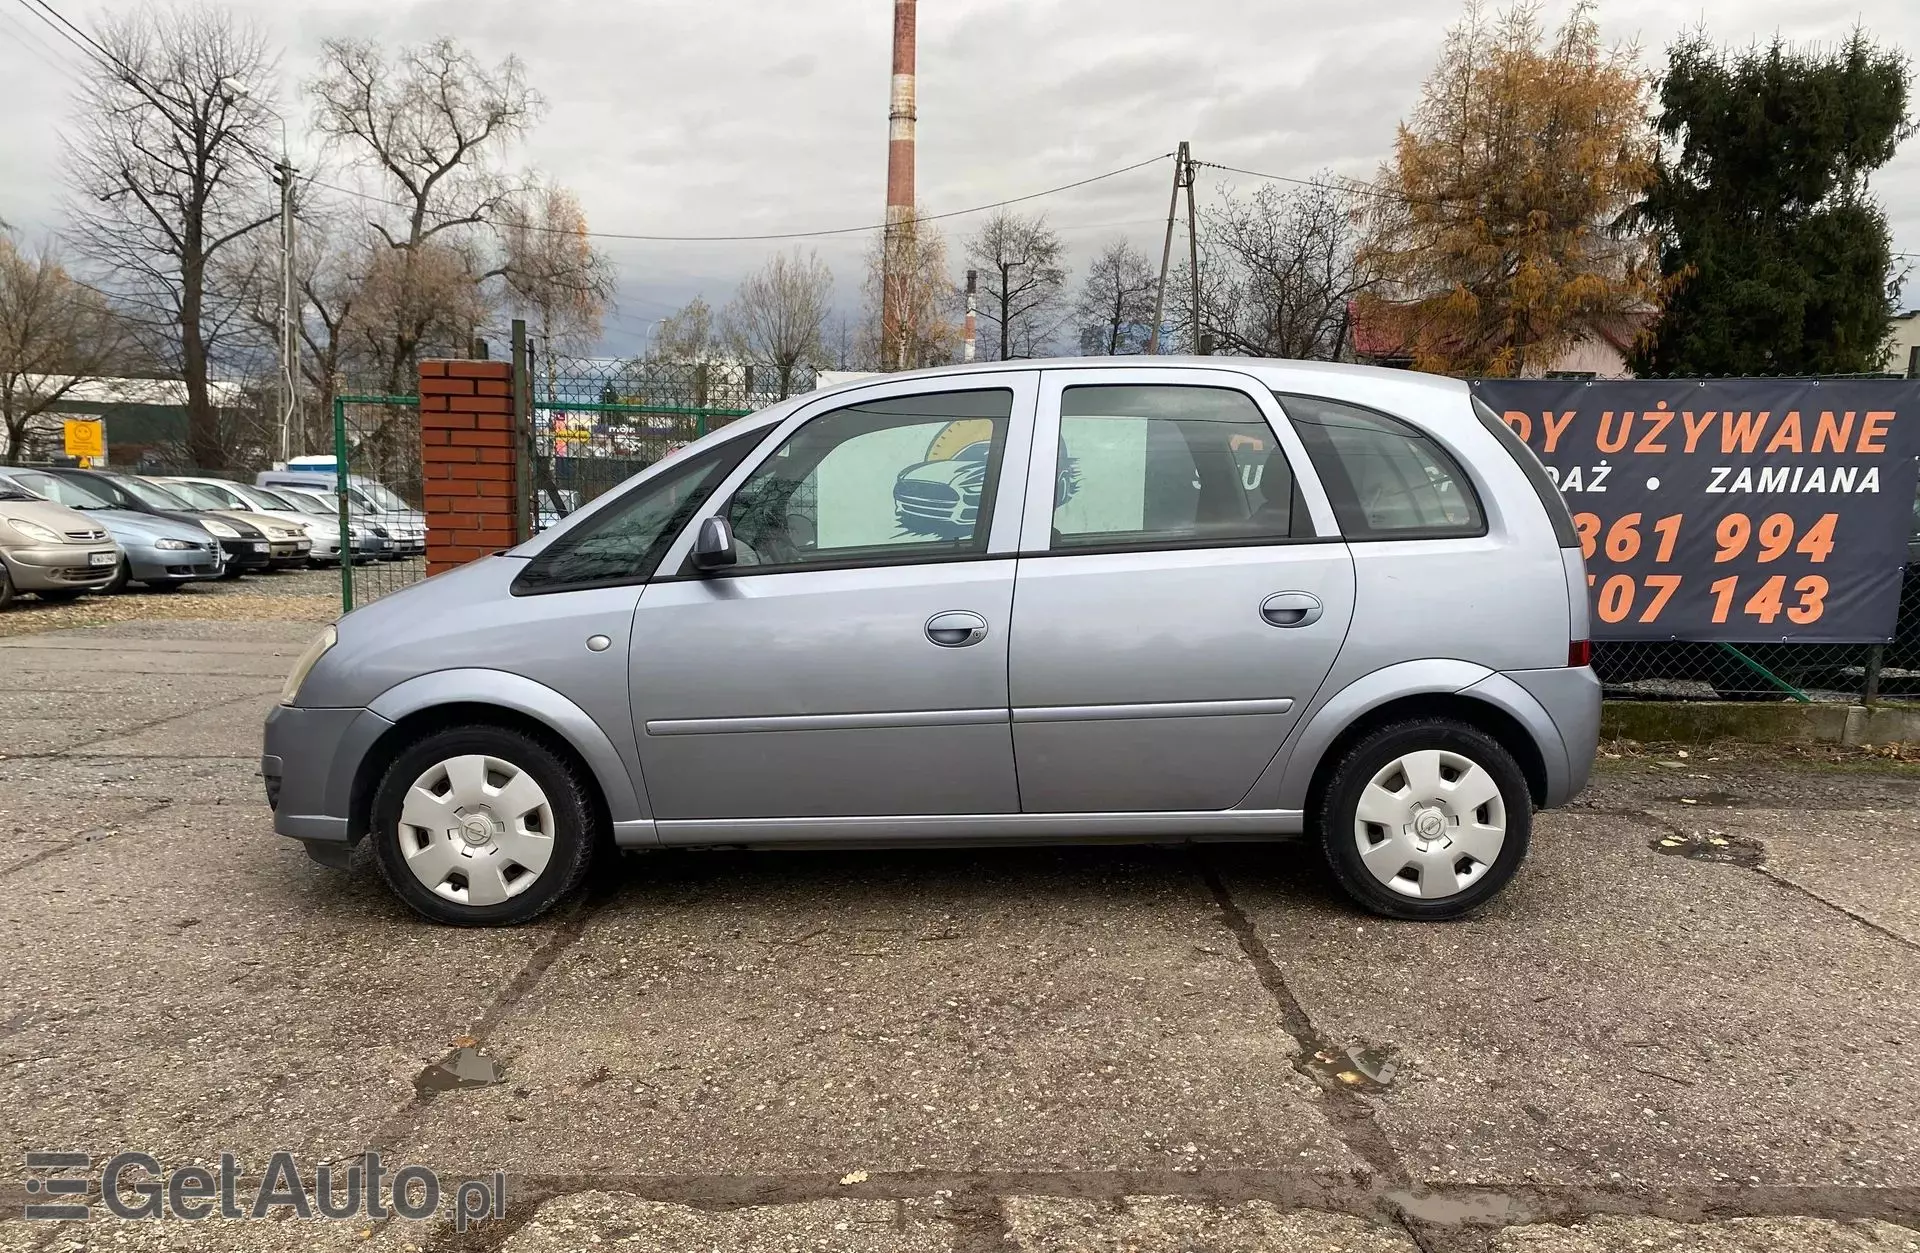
[792, 356, 1472, 425]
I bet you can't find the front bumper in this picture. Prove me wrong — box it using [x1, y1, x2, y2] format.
[2, 545, 120, 591]
[263, 702, 394, 844]
[221, 538, 273, 569]
[267, 539, 311, 566]
[127, 541, 222, 583]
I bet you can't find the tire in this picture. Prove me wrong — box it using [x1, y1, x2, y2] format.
[1316, 718, 1532, 921]
[104, 557, 131, 594]
[0, 563, 14, 611]
[370, 725, 600, 927]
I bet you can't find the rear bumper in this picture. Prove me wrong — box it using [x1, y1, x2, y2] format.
[2, 546, 119, 591]
[1501, 665, 1602, 806]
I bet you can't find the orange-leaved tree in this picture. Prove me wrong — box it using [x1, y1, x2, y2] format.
[1359, 0, 1664, 377]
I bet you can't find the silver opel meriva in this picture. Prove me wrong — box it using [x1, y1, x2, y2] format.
[265, 360, 1599, 927]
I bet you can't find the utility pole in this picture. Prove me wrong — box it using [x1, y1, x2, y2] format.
[270, 158, 299, 464]
[1148, 142, 1195, 355]
[1185, 148, 1205, 355]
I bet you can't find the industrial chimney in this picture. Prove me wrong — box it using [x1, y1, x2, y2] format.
[881, 0, 916, 369]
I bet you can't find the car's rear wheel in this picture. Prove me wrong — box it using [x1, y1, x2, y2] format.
[1317, 718, 1531, 921]
[370, 725, 599, 927]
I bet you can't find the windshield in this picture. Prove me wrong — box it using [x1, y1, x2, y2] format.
[0, 476, 38, 502]
[117, 477, 195, 511]
[277, 491, 331, 516]
[159, 481, 232, 511]
[357, 480, 412, 511]
[226, 482, 291, 510]
[18, 472, 115, 509]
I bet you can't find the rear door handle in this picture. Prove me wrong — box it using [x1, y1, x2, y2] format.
[926, 610, 990, 648]
[1261, 592, 1324, 628]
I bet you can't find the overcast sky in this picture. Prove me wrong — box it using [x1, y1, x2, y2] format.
[2, 0, 1917, 358]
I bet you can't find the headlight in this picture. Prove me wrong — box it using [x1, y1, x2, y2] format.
[153, 538, 195, 551]
[202, 519, 239, 538]
[372, 525, 390, 538]
[6, 517, 62, 543]
[281, 624, 337, 706]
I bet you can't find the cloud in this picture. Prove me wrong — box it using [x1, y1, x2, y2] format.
[2, 0, 1916, 357]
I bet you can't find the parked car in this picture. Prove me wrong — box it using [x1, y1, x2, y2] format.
[0, 469, 223, 591]
[159, 476, 352, 567]
[0, 476, 120, 607]
[31, 467, 272, 577]
[256, 466, 426, 560]
[149, 478, 311, 568]
[266, 360, 1599, 927]
[271, 485, 391, 561]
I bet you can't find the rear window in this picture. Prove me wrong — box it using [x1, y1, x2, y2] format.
[1471, 396, 1579, 548]
[1278, 393, 1484, 540]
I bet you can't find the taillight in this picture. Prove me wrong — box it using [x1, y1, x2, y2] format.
[1568, 640, 1593, 668]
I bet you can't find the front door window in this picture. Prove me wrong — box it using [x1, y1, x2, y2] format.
[721, 389, 1014, 571]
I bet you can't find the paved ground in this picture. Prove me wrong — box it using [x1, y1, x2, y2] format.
[0, 613, 1917, 1251]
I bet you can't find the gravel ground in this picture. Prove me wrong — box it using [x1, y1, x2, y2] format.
[0, 560, 422, 638]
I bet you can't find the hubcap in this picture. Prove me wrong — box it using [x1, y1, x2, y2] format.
[396, 755, 555, 907]
[1352, 749, 1507, 900]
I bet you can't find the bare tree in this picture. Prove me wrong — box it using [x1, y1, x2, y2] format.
[651, 297, 720, 363]
[1072, 239, 1157, 355]
[963, 209, 1068, 359]
[311, 37, 540, 391]
[721, 250, 832, 399]
[863, 212, 958, 370]
[0, 235, 127, 461]
[1193, 179, 1374, 360]
[65, 5, 280, 468]
[500, 183, 617, 355]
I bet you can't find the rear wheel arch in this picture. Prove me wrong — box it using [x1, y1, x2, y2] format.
[1305, 692, 1550, 822]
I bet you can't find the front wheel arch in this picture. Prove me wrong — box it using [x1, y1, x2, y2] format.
[349, 703, 613, 855]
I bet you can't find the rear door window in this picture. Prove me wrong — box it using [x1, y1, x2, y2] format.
[1279, 393, 1483, 540]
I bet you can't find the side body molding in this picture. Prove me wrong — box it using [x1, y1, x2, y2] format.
[1260, 658, 1570, 811]
[365, 669, 656, 845]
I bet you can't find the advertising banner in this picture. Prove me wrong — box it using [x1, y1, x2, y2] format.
[1471, 379, 1920, 643]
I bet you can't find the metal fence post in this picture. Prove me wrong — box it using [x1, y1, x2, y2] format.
[1864, 645, 1886, 705]
[333, 396, 353, 614]
[511, 319, 532, 544]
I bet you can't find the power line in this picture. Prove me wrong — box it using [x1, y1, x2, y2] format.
[1191, 159, 1403, 202]
[311, 153, 1176, 243]
[0, 5, 91, 81]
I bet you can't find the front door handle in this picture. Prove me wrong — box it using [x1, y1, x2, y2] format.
[926, 610, 990, 648]
[1261, 591, 1324, 628]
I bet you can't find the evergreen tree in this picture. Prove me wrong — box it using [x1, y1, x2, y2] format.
[1632, 31, 1913, 377]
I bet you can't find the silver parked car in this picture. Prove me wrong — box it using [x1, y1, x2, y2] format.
[266, 360, 1598, 926]
[0, 469, 223, 591]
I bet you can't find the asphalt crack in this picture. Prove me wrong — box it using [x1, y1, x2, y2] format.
[1194, 855, 1411, 1189]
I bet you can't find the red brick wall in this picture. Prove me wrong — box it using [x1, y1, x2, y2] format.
[419, 360, 516, 575]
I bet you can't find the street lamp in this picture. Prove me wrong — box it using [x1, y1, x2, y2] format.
[222, 77, 297, 467]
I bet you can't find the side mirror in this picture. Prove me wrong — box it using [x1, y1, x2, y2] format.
[690, 516, 737, 572]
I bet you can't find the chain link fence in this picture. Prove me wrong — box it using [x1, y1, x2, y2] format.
[327, 394, 426, 609]
[523, 353, 802, 529]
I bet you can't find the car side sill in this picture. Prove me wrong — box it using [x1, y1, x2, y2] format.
[643, 808, 1304, 849]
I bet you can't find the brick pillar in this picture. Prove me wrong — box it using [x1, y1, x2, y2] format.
[420, 360, 516, 575]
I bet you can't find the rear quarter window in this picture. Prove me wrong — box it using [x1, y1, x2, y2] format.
[1278, 393, 1485, 540]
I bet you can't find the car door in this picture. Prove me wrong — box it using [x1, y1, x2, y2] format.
[630, 373, 1038, 827]
[1008, 368, 1356, 813]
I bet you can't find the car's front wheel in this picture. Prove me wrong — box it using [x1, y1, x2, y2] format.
[1317, 718, 1531, 921]
[371, 725, 600, 926]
